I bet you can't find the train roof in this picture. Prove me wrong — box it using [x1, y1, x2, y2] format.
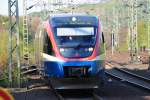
[48, 13, 98, 19]
[47, 13, 100, 27]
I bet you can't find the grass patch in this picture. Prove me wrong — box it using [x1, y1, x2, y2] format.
[0, 32, 8, 68]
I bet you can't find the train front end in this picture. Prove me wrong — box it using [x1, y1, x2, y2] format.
[42, 14, 105, 89]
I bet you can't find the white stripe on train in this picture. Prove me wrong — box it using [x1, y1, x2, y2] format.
[42, 53, 104, 62]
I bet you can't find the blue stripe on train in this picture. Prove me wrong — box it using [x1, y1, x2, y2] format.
[43, 60, 104, 78]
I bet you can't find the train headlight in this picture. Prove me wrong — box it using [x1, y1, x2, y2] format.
[88, 47, 93, 52]
[60, 48, 65, 52]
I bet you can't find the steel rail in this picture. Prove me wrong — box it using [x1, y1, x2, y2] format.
[107, 62, 150, 81]
[55, 91, 103, 100]
[105, 62, 150, 91]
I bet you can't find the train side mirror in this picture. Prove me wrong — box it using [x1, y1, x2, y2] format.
[102, 32, 105, 43]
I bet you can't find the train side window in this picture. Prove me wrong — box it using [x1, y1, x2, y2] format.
[43, 32, 53, 55]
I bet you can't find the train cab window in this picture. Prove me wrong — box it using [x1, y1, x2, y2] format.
[43, 32, 53, 55]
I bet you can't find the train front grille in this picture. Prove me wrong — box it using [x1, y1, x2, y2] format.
[63, 66, 89, 78]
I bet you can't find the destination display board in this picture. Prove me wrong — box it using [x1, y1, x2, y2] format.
[57, 27, 94, 36]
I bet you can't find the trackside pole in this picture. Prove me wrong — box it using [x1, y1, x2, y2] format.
[111, 32, 115, 55]
[148, 57, 150, 71]
[128, 0, 139, 63]
[148, 0, 150, 71]
[148, 0, 150, 69]
[8, 0, 20, 87]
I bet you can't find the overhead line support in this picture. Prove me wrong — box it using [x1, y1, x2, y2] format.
[8, 0, 20, 87]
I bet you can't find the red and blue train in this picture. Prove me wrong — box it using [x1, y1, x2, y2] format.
[35, 14, 105, 89]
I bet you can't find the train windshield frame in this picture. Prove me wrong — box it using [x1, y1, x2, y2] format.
[49, 16, 99, 58]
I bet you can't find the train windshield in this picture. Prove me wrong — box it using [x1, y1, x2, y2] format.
[54, 26, 97, 47]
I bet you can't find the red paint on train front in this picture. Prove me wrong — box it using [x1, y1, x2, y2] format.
[46, 17, 101, 61]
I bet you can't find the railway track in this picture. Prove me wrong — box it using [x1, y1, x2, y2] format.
[49, 79, 103, 100]
[53, 89, 103, 100]
[21, 65, 38, 75]
[105, 62, 150, 91]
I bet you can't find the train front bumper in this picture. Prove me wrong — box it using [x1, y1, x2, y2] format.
[43, 60, 104, 78]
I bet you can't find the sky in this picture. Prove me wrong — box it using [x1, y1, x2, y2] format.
[0, 0, 103, 16]
[0, 0, 38, 16]
[0, 0, 22, 15]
